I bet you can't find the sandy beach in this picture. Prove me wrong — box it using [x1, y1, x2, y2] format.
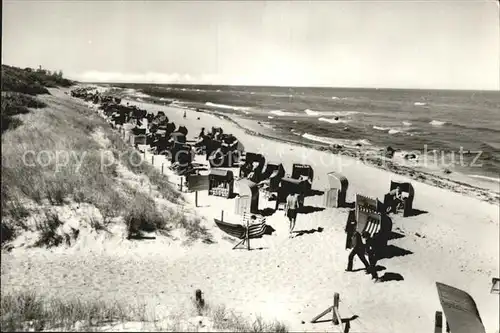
[2, 88, 499, 332]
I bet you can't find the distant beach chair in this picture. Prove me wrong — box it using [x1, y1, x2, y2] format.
[291, 164, 314, 192]
[214, 212, 269, 250]
[324, 171, 349, 208]
[491, 278, 500, 294]
[383, 181, 414, 217]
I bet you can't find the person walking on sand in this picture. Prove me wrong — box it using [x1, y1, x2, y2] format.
[346, 231, 379, 282]
[285, 193, 299, 238]
[363, 231, 380, 282]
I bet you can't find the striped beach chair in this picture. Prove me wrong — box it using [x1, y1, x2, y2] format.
[356, 206, 382, 238]
[214, 212, 268, 250]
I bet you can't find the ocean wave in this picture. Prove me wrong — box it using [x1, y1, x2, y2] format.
[331, 96, 340, 100]
[302, 133, 340, 145]
[318, 117, 350, 124]
[430, 120, 446, 126]
[373, 125, 404, 135]
[402, 121, 412, 126]
[304, 109, 360, 117]
[414, 102, 427, 106]
[358, 139, 372, 145]
[302, 133, 370, 147]
[270, 110, 296, 116]
[268, 116, 274, 119]
[304, 109, 320, 116]
[205, 102, 250, 112]
[469, 174, 500, 183]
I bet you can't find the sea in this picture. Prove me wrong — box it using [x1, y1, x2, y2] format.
[105, 83, 500, 183]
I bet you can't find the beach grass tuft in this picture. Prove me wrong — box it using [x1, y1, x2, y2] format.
[1, 291, 288, 332]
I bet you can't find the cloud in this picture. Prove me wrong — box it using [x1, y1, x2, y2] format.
[68, 71, 222, 84]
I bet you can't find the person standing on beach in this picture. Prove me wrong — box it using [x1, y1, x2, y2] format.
[198, 127, 205, 139]
[285, 193, 299, 238]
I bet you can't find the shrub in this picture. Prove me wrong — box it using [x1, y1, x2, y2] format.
[34, 211, 64, 248]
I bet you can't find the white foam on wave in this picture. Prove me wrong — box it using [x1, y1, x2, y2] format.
[402, 121, 412, 126]
[469, 174, 500, 183]
[373, 125, 404, 135]
[318, 117, 350, 124]
[268, 116, 274, 119]
[430, 120, 446, 126]
[302, 133, 370, 147]
[304, 109, 320, 116]
[270, 110, 296, 116]
[305, 109, 360, 117]
[205, 102, 250, 112]
[302, 133, 338, 145]
[331, 96, 339, 100]
[414, 102, 427, 106]
[358, 139, 372, 145]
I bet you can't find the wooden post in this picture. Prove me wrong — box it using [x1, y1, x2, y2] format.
[180, 177, 183, 192]
[143, 149, 146, 159]
[332, 293, 340, 325]
[151, 154, 154, 165]
[434, 311, 443, 333]
[246, 218, 250, 251]
[161, 163, 164, 174]
[195, 191, 198, 207]
[221, 210, 224, 222]
[310, 306, 333, 323]
[445, 320, 450, 333]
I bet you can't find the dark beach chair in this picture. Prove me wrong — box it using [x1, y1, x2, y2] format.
[383, 181, 415, 217]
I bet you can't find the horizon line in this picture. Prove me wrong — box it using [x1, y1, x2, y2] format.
[80, 80, 500, 93]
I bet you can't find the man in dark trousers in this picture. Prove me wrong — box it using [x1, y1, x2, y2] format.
[363, 231, 380, 282]
[346, 231, 379, 282]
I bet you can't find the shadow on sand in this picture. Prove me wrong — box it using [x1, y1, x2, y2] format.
[387, 231, 405, 241]
[379, 272, 404, 282]
[294, 227, 324, 237]
[407, 208, 428, 217]
[298, 206, 325, 214]
[307, 189, 325, 197]
[259, 208, 276, 217]
[378, 245, 413, 260]
[314, 315, 359, 333]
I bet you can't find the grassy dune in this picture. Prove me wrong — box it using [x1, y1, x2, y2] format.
[0, 291, 288, 332]
[1, 65, 210, 246]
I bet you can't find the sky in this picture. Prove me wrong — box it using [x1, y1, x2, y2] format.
[2, 0, 499, 90]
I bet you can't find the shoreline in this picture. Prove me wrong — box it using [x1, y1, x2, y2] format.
[140, 94, 499, 205]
